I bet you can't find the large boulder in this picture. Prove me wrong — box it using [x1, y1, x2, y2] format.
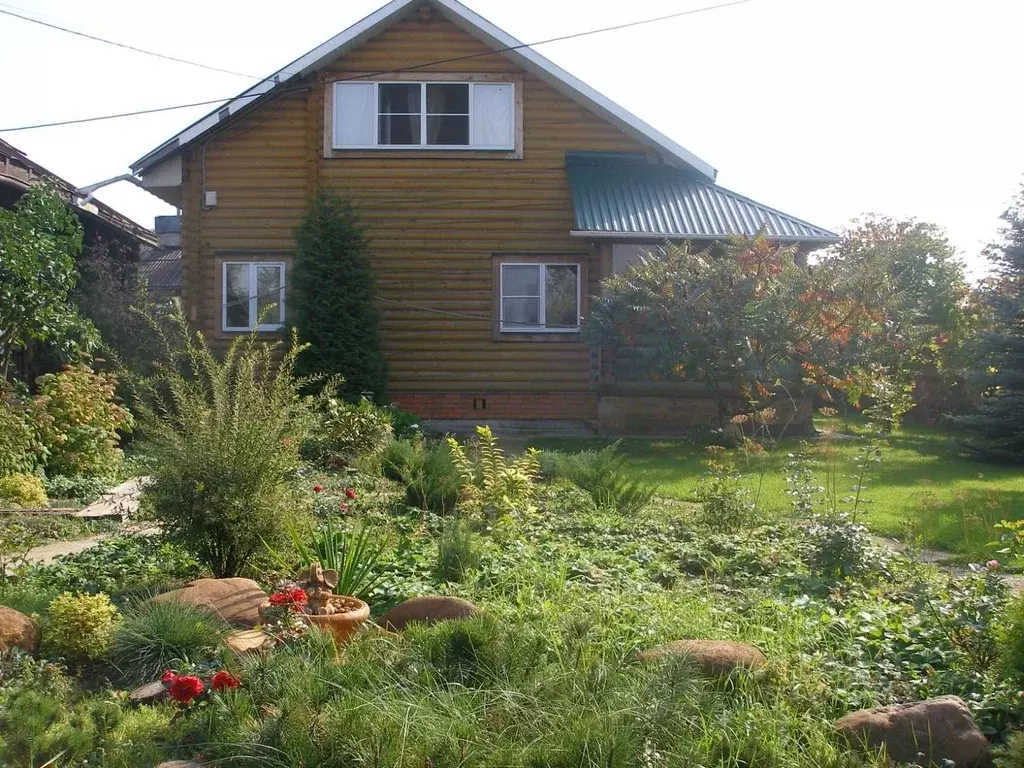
[152, 578, 266, 627]
[637, 639, 766, 676]
[835, 696, 990, 768]
[0, 606, 39, 654]
[378, 596, 480, 632]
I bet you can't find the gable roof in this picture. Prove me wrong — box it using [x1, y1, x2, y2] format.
[132, 0, 717, 180]
[566, 153, 839, 243]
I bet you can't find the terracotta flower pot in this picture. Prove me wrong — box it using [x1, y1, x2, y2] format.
[303, 595, 370, 644]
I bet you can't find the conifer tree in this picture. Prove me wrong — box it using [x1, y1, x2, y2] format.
[290, 192, 387, 401]
[954, 185, 1024, 462]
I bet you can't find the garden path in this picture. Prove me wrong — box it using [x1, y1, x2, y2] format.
[872, 534, 1024, 595]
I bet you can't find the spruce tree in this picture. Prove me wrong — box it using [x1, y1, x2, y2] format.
[291, 192, 387, 401]
[954, 184, 1024, 462]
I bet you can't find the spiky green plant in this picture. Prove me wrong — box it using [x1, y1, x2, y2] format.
[540, 440, 657, 516]
[447, 426, 540, 519]
[284, 525, 389, 600]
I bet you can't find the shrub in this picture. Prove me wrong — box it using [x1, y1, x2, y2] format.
[801, 515, 888, 582]
[133, 313, 319, 577]
[381, 438, 462, 513]
[0, 389, 38, 477]
[694, 461, 760, 532]
[305, 395, 393, 465]
[111, 600, 227, 686]
[435, 518, 480, 583]
[0, 473, 46, 508]
[386, 404, 422, 440]
[447, 426, 540, 519]
[283, 524, 389, 600]
[41, 471, 109, 502]
[31, 363, 132, 479]
[291, 191, 388, 401]
[540, 441, 657, 516]
[44, 592, 120, 661]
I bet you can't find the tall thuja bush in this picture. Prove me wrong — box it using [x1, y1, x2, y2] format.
[291, 191, 387, 401]
[954, 184, 1024, 462]
[132, 309, 319, 577]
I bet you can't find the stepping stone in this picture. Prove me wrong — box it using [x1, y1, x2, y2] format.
[637, 639, 766, 676]
[835, 695, 990, 768]
[224, 628, 272, 655]
[378, 595, 480, 632]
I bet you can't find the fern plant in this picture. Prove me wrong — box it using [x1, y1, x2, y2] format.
[540, 441, 657, 516]
[447, 426, 540, 519]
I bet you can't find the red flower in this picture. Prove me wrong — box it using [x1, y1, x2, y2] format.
[345, 488, 356, 500]
[313, 484, 324, 493]
[168, 674, 205, 704]
[339, 502, 349, 513]
[211, 670, 241, 692]
[269, 587, 308, 607]
[161, 669, 177, 684]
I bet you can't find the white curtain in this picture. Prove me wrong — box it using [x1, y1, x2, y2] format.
[472, 83, 513, 149]
[333, 82, 376, 147]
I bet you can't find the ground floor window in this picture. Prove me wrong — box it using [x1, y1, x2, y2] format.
[499, 262, 581, 333]
[222, 262, 285, 332]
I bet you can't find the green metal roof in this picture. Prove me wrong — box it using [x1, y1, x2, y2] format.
[566, 152, 838, 243]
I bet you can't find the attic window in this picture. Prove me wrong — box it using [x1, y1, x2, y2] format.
[332, 81, 514, 150]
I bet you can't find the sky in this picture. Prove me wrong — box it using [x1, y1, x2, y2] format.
[2, 0, 1022, 277]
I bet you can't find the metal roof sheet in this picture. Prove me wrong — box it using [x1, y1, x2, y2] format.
[566, 152, 837, 243]
[138, 247, 183, 291]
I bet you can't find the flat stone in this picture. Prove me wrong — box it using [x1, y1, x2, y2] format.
[155, 762, 203, 768]
[151, 578, 266, 627]
[835, 695, 990, 768]
[74, 476, 149, 520]
[377, 595, 480, 632]
[224, 628, 272, 655]
[0, 606, 39, 654]
[637, 639, 766, 676]
[128, 681, 168, 705]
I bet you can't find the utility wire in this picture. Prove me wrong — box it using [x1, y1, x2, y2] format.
[0, 6, 262, 80]
[0, 0, 750, 133]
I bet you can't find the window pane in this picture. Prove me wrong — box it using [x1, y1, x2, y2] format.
[256, 265, 282, 325]
[545, 265, 579, 329]
[379, 114, 420, 145]
[426, 84, 469, 114]
[378, 83, 420, 114]
[502, 265, 540, 296]
[225, 264, 250, 328]
[427, 115, 469, 145]
[502, 297, 540, 329]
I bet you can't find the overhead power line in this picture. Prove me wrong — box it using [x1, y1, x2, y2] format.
[0, 0, 750, 133]
[0, 6, 261, 80]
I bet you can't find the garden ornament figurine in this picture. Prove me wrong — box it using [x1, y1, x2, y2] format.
[298, 563, 340, 615]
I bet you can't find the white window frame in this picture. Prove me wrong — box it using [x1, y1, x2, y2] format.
[499, 262, 581, 333]
[222, 261, 286, 332]
[333, 81, 515, 151]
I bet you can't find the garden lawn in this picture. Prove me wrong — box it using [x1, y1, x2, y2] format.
[533, 419, 1024, 559]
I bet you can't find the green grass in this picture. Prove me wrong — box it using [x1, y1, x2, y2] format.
[533, 419, 1024, 558]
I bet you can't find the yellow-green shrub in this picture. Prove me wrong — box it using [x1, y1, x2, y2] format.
[45, 592, 120, 661]
[31, 364, 133, 479]
[0, 473, 47, 508]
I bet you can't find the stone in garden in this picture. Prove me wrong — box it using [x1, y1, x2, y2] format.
[128, 681, 168, 705]
[224, 628, 272, 655]
[151, 578, 266, 627]
[0, 606, 39, 654]
[834, 695, 989, 768]
[637, 639, 766, 676]
[155, 762, 203, 768]
[378, 595, 480, 632]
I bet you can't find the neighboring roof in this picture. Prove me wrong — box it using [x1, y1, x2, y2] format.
[565, 152, 839, 243]
[132, 0, 717, 181]
[138, 246, 183, 292]
[0, 139, 156, 246]
[154, 215, 181, 235]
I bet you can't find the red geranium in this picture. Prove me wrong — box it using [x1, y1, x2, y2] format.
[313, 484, 324, 493]
[168, 674, 205, 704]
[161, 669, 177, 684]
[211, 670, 241, 692]
[345, 488, 356, 500]
[269, 587, 308, 608]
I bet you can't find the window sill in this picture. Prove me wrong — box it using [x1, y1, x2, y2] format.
[495, 332, 583, 343]
[324, 147, 521, 160]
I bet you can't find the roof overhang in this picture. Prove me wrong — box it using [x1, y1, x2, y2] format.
[132, 0, 717, 181]
[570, 231, 840, 244]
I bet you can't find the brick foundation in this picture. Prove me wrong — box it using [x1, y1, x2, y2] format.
[391, 391, 597, 421]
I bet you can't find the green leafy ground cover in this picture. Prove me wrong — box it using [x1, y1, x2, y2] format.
[534, 419, 1024, 559]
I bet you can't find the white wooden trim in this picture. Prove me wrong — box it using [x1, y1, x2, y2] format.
[222, 261, 286, 332]
[499, 262, 581, 333]
[133, 0, 717, 179]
